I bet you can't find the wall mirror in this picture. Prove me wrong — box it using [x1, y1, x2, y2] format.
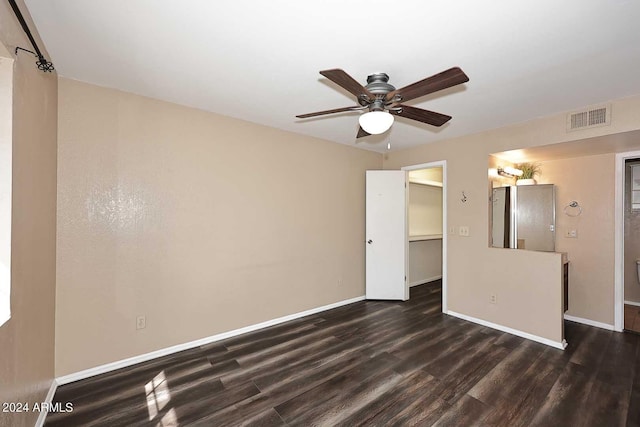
[490, 184, 556, 252]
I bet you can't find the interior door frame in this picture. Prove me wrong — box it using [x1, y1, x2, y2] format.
[615, 150, 640, 332]
[402, 161, 448, 313]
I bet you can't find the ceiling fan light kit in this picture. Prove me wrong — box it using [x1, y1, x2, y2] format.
[359, 111, 394, 135]
[297, 67, 469, 141]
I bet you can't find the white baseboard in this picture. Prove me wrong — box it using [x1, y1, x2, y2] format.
[447, 310, 567, 350]
[56, 295, 366, 386]
[564, 314, 615, 331]
[34, 379, 58, 427]
[624, 300, 640, 307]
[409, 275, 442, 287]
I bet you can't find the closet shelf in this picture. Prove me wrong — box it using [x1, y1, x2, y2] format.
[409, 234, 443, 242]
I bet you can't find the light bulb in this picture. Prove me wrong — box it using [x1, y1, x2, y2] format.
[503, 166, 523, 177]
[359, 111, 394, 135]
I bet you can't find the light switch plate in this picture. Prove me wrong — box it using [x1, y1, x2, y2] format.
[459, 226, 470, 237]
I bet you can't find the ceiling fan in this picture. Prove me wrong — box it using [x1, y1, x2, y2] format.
[296, 67, 469, 138]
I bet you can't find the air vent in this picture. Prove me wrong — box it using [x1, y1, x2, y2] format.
[567, 104, 611, 132]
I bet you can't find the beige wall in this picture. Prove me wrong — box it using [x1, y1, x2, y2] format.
[538, 154, 615, 324]
[0, 2, 58, 426]
[384, 94, 640, 343]
[408, 240, 442, 286]
[56, 78, 382, 376]
[408, 183, 442, 236]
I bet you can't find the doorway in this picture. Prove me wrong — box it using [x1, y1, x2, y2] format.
[402, 161, 447, 313]
[616, 150, 640, 332]
[620, 157, 640, 333]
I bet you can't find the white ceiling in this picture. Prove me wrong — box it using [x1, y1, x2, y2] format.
[24, 0, 640, 153]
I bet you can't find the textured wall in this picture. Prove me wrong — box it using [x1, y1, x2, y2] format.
[55, 78, 382, 376]
[0, 2, 58, 425]
[539, 153, 615, 324]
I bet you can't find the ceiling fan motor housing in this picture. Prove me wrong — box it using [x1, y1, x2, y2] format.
[366, 73, 395, 94]
[358, 73, 396, 107]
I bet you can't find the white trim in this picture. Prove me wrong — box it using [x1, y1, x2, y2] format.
[614, 151, 640, 332]
[447, 310, 567, 350]
[625, 300, 640, 307]
[564, 314, 615, 331]
[409, 275, 442, 287]
[34, 379, 58, 427]
[56, 295, 365, 386]
[402, 161, 447, 313]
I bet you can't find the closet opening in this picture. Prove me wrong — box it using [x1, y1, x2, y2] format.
[406, 165, 444, 311]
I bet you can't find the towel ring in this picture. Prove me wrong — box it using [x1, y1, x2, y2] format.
[564, 201, 582, 217]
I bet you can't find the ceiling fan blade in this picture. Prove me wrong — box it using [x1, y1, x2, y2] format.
[393, 104, 452, 127]
[296, 106, 361, 119]
[320, 69, 374, 100]
[386, 67, 469, 103]
[356, 126, 371, 138]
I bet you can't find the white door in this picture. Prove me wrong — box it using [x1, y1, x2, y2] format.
[366, 170, 408, 300]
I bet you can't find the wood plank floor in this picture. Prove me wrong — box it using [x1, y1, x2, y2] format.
[46, 282, 640, 426]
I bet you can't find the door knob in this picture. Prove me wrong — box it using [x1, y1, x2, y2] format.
[367, 239, 373, 244]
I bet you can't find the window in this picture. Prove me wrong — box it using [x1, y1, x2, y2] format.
[0, 57, 13, 327]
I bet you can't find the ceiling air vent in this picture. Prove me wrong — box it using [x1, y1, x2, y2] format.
[567, 104, 611, 132]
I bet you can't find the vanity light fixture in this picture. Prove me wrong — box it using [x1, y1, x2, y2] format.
[497, 166, 523, 178]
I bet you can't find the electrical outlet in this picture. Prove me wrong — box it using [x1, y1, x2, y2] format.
[136, 315, 146, 330]
[565, 230, 578, 238]
[489, 294, 497, 304]
[459, 226, 470, 237]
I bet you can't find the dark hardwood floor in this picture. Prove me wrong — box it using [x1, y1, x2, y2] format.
[46, 282, 640, 426]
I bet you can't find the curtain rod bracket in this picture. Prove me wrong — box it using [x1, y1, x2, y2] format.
[8, 0, 55, 73]
[14, 46, 54, 72]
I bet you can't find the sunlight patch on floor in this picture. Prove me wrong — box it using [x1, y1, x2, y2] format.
[145, 370, 173, 422]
